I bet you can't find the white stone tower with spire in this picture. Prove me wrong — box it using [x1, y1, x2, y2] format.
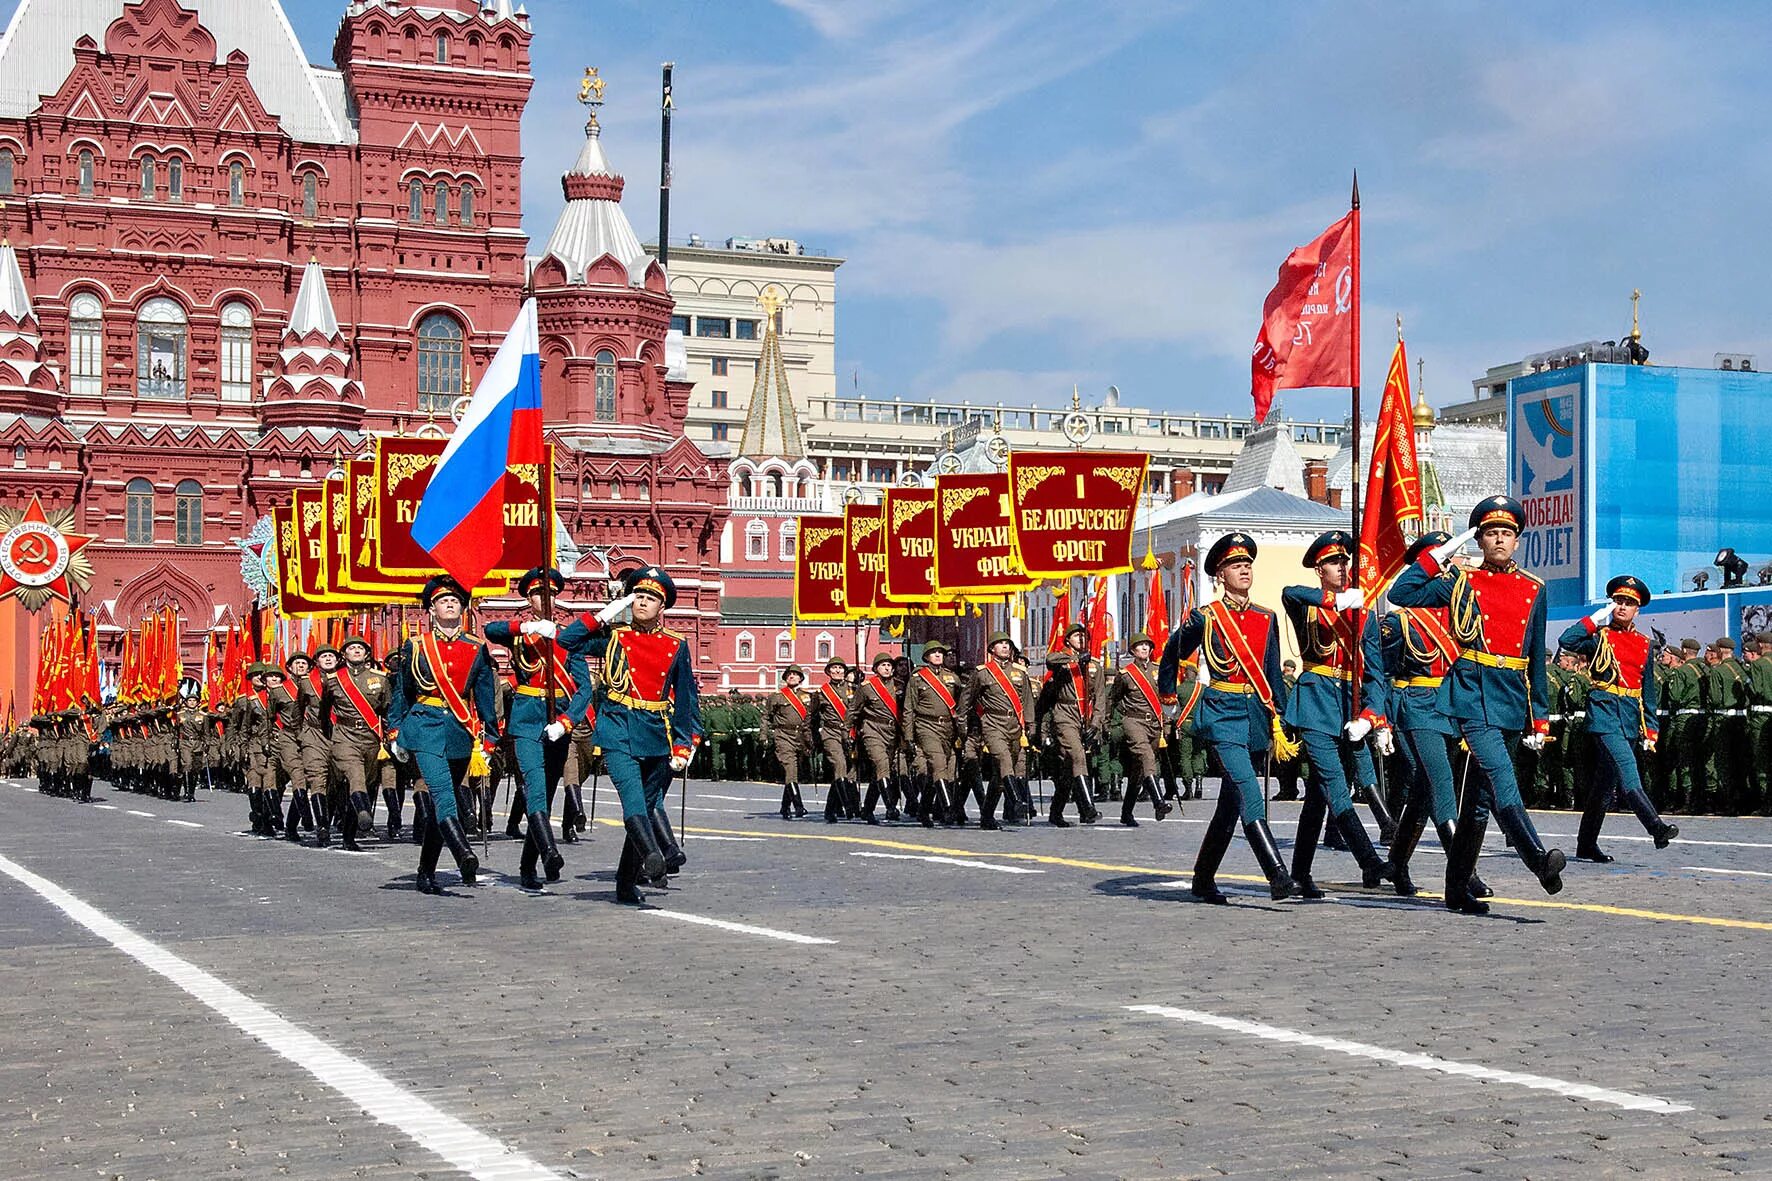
[259, 258, 363, 430]
[0, 238, 62, 417]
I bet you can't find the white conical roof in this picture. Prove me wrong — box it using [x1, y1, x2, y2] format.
[539, 119, 651, 288]
[288, 258, 340, 338]
[0, 240, 33, 321]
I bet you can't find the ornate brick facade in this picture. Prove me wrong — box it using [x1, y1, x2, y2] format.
[0, 0, 727, 704]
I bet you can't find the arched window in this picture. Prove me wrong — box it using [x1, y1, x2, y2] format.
[434, 182, 449, 223]
[174, 479, 203, 544]
[736, 633, 754, 663]
[0, 149, 13, 195]
[736, 471, 752, 498]
[301, 172, 317, 220]
[594, 349, 616, 421]
[779, 519, 797, 560]
[125, 478, 154, 543]
[776, 633, 793, 663]
[136, 297, 187, 399]
[78, 150, 94, 196]
[745, 520, 767, 561]
[416, 312, 464, 411]
[68, 292, 103, 396]
[435, 32, 450, 63]
[227, 161, 245, 207]
[609, 478, 624, 500]
[815, 633, 834, 662]
[219, 301, 254, 402]
[139, 155, 156, 198]
[167, 158, 182, 201]
[459, 185, 474, 225]
[408, 180, 423, 223]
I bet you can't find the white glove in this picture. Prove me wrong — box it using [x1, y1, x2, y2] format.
[1333, 588, 1364, 611]
[1587, 602, 1614, 628]
[1163, 701, 1181, 723]
[544, 721, 567, 742]
[595, 593, 637, 625]
[669, 754, 689, 772]
[1522, 732, 1547, 752]
[520, 619, 557, 639]
[1430, 527, 1479, 564]
[389, 741, 410, 763]
[1374, 726, 1396, 756]
[1344, 717, 1372, 742]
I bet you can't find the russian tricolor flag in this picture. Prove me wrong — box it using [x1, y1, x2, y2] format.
[411, 298, 544, 591]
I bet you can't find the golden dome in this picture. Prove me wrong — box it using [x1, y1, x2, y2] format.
[1412, 388, 1436, 431]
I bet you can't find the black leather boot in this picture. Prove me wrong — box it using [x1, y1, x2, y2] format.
[340, 805, 363, 852]
[348, 791, 374, 833]
[1190, 797, 1238, 903]
[780, 783, 795, 819]
[1623, 786, 1678, 848]
[980, 777, 1003, 830]
[518, 829, 544, 890]
[1435, 821, 1490, 896]
[247, 789, 267, 835]
[1443, 813, 1489, 914]
[624, 814, 667, 881]
[1245, 819, 1296, 900]
[383, 787, 402, 840]
[1048, 773, 1072, 827]
[862, 780, 884, 825]
[437, 816, 480, 886]
[529, 810, 566, 881]
[284, 790, 309, 843]
[567, 784, 589, 834]
[898, 773, 917, 816]
[1013, 776, 1036, 824]
[651, 805, 686, 875]
[1147, 777, 1173, 820]
[1291, 791, 1326, 896]
[844, 778, 862, 819]
[1119, 780, 1141, 827]
[824, 779, 843, 823]
[1337, 810, 1394, 887]
[414, 794, 441, 894]
[1386, 795, 1429, 896]
[1496, 804, 1564, 894]
[1576, 783, 1611, 861]
[920, 777, 942, 828]
[506, 786, 527, 838]
[614, 834, 644, 904]
[1361, 781, 1399, 845]
[790, 782, 808, 818]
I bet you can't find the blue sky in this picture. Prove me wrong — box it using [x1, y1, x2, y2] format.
[29, 1, 1772, 420]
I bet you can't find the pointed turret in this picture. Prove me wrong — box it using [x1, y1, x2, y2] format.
[0, 239, 63, 416]
[739, 287, 806, 460]
[537, 75, 655, 289]
[260, 258, 363, 430]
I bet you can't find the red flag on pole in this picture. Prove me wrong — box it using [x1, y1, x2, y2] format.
[1357, 337, 1425, 590]
[1045, 583, 1071, 652]
[1143, 563, 1171, 652]
[1250, 209, 1360, 424]
[1084, 576, 1111, 660]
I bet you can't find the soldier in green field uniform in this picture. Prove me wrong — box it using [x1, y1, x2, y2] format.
[698, 693, 729, 779]
[1273, 660, 1301, 801]
[1701, 637, 1746, 813]
[729, 690, 761, 782]
[1661, 639, 1704, 812]
[1742, 634, 1772, 816]
[1556, 650, 1592, 813]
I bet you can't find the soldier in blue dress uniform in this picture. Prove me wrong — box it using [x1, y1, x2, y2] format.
[484, 566, 595, 891]
[559, 565, 703, 904]
[1157, 533, 1296, 902]
[1281, 530, 1396, 893]
[1362, 532, 1490, 899]
[1557, 574, 1679, 860]
[388, 575, 499, 895]
[1389, 496, 1568, 914]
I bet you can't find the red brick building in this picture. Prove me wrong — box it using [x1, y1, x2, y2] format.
[0, 0, 726, 704]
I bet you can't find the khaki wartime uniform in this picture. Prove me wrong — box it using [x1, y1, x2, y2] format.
[175, 703, 210, 799]
[965, 646, 1037, 827]
[855, 666, 905, 822]
[808, 675, 859, 820]
[759, 673, 812, 816]
[323, 659, 395, 846]
[1109, 644, 1173, 824]
[903, 645, 963, 826]
[1035, 640, 1107, 823]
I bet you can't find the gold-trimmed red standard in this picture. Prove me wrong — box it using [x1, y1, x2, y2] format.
[1007, 449, 1150, 579]
[793, 513, 848, 621]
[934, 472, 1035, 596]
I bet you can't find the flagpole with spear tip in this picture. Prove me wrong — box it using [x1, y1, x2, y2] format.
[1348, 169, 1364, 721]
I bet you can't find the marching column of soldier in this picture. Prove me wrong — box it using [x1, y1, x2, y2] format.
[8, 494, 1768, 913]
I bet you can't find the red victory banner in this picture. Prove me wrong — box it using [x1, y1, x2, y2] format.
[1007, 449, 1150, 579]
[1357, 336, 1425, 590]
[374, 435, 550, 579]
[934, 472, 1035, 597]
[882, 487, 940, 605]
[289, 489, 378, 614]
[793, 514, 848, 621]
[335, 460, 431, 601]
[274, 503, 352, 617]
[1250, 206, 1359, 424]
[843, 502, 890, 618]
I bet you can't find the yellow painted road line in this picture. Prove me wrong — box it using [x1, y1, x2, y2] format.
[635, 819, 1772, 933]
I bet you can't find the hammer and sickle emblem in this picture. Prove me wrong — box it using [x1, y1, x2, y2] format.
[1333, 265, 1354, 315]
[15, 534, 50, 565]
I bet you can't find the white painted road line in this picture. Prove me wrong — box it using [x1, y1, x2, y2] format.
[1126, 1004, 1693, 1114]
[165, 819, 203, 829]
[0, 851, 563, 1181]
[851, 851, 1045, 875]
[125, 809, 156, 818]
[92, 803, 118, 810]
[640, 909, 836, 945]
[1684, 865, 1772, 878]
[1539, 832, 1772, 850]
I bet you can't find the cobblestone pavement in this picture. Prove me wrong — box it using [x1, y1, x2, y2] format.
[2, 774, 1769, 1180]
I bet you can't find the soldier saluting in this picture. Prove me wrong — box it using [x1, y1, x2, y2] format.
[1390, 496, 1568, 914]
[388, 575, 499, 895]
[1557, 575, 1679, 860]
[557, 565, 701, 905]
